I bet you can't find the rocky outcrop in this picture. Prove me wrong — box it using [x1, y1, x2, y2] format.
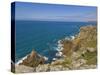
[19, 50, 45, 67]
[61, 40, 73, 57]
[75, 25, 97, 49]
[62, 25, 97, 55]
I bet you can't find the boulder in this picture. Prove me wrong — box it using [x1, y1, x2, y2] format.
[87, 47, 96, 52]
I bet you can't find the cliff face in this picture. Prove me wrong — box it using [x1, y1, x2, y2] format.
[62, 25, 97, 65]
[75, 26, 97, 49]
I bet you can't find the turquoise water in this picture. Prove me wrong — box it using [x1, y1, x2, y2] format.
[15, 20, 96, 62]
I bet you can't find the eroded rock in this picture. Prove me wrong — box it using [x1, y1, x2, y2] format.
[19, 50, 45, 67]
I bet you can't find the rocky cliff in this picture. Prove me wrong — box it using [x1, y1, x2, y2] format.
[19, 50, 45, 67]
[61, 25, 97, 65]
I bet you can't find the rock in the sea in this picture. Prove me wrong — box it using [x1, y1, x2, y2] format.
[19, 50, 45, 67]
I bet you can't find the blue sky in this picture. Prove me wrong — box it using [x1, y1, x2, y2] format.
[15, 2, 97, 22]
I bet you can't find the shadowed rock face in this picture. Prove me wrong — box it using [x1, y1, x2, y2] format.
[19, 50, 45, 67]
[61, 40, 73, 57]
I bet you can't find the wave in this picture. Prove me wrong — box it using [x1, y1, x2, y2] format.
[56, 35, 75, 51]
[16, 55, 28, 65]
[64, 35, 75, 40]
[54, 35, 76, 58]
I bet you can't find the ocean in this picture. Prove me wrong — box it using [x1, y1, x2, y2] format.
[15, 20, 96, 63]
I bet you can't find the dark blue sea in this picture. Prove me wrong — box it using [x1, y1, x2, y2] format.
[15, 20, 96, 63]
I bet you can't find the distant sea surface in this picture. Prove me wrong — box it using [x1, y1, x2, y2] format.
[15, 20, 96, 62]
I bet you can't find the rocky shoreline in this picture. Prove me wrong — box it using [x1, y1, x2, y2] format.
[13, 25, 97, 73]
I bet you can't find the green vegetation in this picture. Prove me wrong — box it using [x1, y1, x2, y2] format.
[82, 51, 97, 65]
[51, 58, 72, 68]
[85, 40, 97, 48]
